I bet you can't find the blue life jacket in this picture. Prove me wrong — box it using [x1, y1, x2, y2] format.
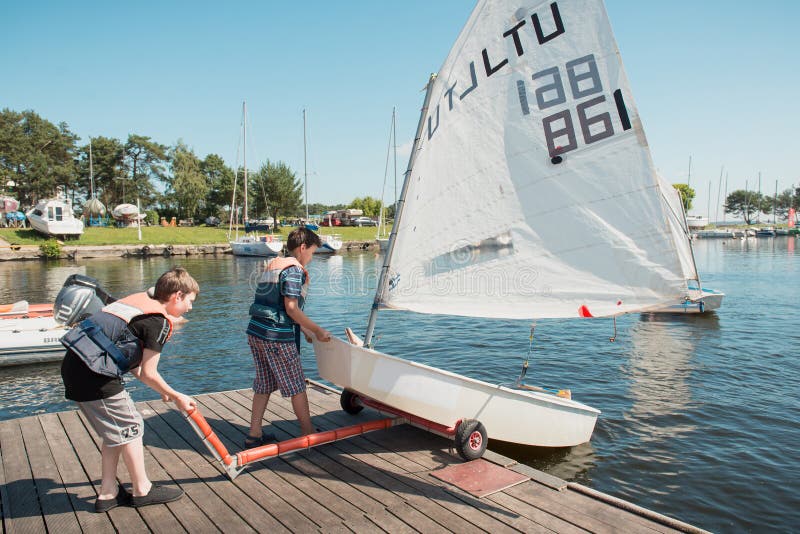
[61, 292, 173, 378]
[248, 257, 308, 330]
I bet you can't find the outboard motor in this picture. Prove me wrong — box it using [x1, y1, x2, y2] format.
[53, 274, 116, 326]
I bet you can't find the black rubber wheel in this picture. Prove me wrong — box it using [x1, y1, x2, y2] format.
[340, 388, 363, 415]
[455, 419, 487, 461]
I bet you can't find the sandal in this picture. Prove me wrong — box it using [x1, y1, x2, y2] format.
[244, 431, 277, 449]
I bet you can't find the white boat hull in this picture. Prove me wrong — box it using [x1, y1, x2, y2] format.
[0, 316, 67, 366]
[649, 288, 724, 314]
[314, 235, 342, 255]
[313, 337, 599, 447]
[27, 213, 84, 237]
[230, 237, 283, 257]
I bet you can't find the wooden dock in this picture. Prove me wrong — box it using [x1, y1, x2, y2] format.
[0, 381, 707, 533]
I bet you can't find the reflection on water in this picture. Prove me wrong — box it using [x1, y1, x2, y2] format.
[1, 238, 799, 531]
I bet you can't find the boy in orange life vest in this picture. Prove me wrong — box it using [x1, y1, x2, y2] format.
[246, 227, 331, 446]
[60, 267, 199, 512]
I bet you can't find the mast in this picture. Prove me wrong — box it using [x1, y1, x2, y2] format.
[715, 166, 723, 226]
[393, 106, 397, 214]
[723, 173, 728, 223]
[243, 101, 248, 231]
[774, 180, 778, 225]
[757, 171, 761, 223]
[89, 140, 94, 200]
[687, 155, 692, 189]
[365, 74, 436, 347]
[304, 109, 309, 222]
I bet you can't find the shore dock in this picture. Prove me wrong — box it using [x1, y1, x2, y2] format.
[0, 381, 707, 533]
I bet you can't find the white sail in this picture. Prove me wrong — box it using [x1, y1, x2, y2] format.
[656, 173, 698, 284]
[380, 0, 685, 319]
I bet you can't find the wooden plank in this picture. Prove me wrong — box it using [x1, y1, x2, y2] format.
[18, 416, 82, 533]
[0, 423, 10, 527]
[37, 413, 116, 534]
[76, 407, 188, 534]
[0, 419, 47, 533]
[506, 477, 669, 533]
[57, 410, 149, 531]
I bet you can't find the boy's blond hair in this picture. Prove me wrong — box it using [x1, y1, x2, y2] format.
[153, 267, 199, 302]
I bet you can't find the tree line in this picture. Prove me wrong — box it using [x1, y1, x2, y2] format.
[674, 182, 800, 225]
[0, 108, 391, 226]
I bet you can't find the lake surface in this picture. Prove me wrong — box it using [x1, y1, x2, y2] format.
[1, 237, 798, 532]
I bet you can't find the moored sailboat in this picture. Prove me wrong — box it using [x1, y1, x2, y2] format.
[650, 174, 725, 313]
[314, 0, 689, 452]
[229, 102, 284, 257]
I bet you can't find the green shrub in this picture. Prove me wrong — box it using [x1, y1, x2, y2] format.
[146, 210, 159, 226]
[39, 239, 62, 259]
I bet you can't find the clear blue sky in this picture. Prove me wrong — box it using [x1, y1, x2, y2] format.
[2, 1, 797, 219]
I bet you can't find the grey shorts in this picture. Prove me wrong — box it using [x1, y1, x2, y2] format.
[77, 390, 144, 447]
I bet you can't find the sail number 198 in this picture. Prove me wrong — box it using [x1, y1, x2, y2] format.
[516, 54, 631, 158]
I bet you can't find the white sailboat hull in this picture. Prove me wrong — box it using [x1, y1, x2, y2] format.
[649, 289, 724, 314]
[313, 337, 599, 447]
[0, 316, 67, 366]
[230, 237, 283, 257]
[314, 235, 342, 255]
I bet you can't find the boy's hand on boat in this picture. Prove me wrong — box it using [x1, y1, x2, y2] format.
[315, 328, 331, 342]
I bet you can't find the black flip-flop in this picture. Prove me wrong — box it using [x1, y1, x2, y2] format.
[244, 432, 277, 448]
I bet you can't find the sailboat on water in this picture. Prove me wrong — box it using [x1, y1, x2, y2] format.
[650, 174, 724, 313]
[314, 0, 689, 453]
[229, 102, 284, 257]
[302, 109, 342, 254]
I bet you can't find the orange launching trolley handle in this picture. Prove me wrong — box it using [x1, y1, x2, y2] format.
[183, 407, 400, 480]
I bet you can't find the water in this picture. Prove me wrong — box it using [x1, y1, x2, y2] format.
[1, 238, 798, 532]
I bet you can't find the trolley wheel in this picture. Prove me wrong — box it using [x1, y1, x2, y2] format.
[455, 419, 487, 461]
[340, 388, 363, 415]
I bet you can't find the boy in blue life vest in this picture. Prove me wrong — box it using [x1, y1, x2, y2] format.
[246, 227, 331, 447]
[60, 267, 199, 512]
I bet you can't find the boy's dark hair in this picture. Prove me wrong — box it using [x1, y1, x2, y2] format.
[153, 267, 200, 302]
[287, 227, 322, 251]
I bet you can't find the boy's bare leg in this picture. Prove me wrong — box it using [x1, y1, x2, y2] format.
[249, 393, 270, 437]
[119, 439, 152, 497]
[291, 391, 315, 435]
[99, 444, 123, 499]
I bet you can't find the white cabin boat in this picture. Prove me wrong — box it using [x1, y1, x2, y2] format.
[26, 197, 84, 238]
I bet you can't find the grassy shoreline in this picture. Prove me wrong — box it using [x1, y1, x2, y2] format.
[0, 225, 386, 246]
